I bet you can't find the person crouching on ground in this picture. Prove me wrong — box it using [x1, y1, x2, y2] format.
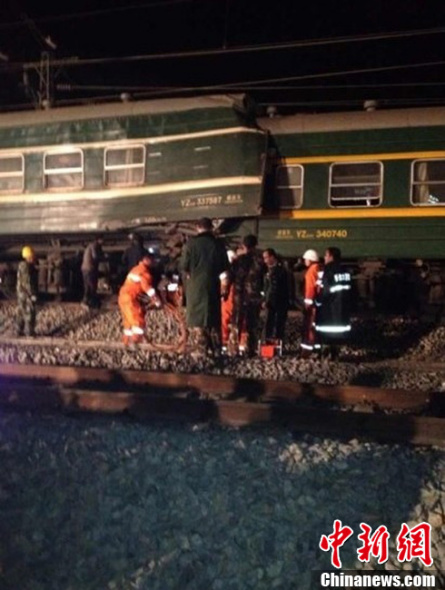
[118, 253, 162, 345]
[16, 245, 39, 337]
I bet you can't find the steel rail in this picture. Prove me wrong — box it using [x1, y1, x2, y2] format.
[1, 363, 445, 447]
[0, 362, 435, 410]
[2, 339, 445, 375]
[0, 374, 444, 447]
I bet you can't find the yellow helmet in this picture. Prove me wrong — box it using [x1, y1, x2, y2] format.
[22, 246, 35, 260]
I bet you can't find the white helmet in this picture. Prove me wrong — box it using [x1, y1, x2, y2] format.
[302, 249, 319, 262]
[227, 249, 237, 263]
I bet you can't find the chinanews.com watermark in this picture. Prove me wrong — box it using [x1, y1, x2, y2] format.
[315, 571, 438, 588]
[313, 520, 441, 589]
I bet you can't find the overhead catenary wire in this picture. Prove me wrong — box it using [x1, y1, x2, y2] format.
[56, 80, 445, 94]
[53, 59, 445, 98]
[2, 26, 445, 72]
[0, 0, 194, 30]
[1, 7, 445, 114]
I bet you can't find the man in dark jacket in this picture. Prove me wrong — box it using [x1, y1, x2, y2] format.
[180, 217, 229, 353]
[121, 233, 149, 274]
[262, 248, 290, 342]
[315, 246, 352, 358]
[81, 235, 104, 309]
[230, 234, 265, 355]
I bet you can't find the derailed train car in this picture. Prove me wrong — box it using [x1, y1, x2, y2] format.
[0, 93, 444, 308]
[0, 94, 267, 295]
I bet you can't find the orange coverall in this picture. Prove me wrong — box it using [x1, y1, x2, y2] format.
[118, 261, 156, 343]
[221, 283, 234, 346]
[301, 262, 322, 352]
[220, 273, 246, 351]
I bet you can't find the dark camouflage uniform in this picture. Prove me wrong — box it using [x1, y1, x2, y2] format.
[16, 260, 38, 336]
[230, 251, 265, 354]
[263, 263, 290, 341]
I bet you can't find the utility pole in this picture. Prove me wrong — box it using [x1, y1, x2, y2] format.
[19, 12, 58, 110]
[23, 50, 55, 109]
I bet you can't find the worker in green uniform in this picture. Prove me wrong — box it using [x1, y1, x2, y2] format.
[180, 218, 229, 354]
[16, 245, 39, 337]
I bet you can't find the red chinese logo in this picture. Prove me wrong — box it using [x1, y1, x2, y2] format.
[319, 519, 354, 568]
[320, 521, 433, 569]
[357, 523, 389, 564]
[396, 522, 433, 567]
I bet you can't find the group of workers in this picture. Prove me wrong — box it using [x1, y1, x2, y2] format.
[15, 218, 352, 358]
[300, 247, 352, 358]
[178, 217, 352, 358]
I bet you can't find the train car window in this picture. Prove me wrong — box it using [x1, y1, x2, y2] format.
[329, 162, 382, 207]
[147, 150, 163, 182]
[192, 145, 211, 177]
[411, 159, 445, 205]
[0, 154, 24, 194]
[104, 145, 145, 187]
[44, 149, 83, 191]
[276, 165, 303, 209]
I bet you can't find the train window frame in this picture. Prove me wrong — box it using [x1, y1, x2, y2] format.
[411, 158, 445, 206]
[43, 149, 84, 191]
[275, 164, 304, 209]
[104, 144, 146, 188]
[328, 161, 383, 208]
[0, 153, 24, 194]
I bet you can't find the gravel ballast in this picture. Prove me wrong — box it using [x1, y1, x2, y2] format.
[0, 410, 443, 590]
[1, 302, 445, 392]
[1, 302, 445, 589]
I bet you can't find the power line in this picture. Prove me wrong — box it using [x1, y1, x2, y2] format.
[50, 57, 445, 110]
[56, 80, 445, 94]
[222, 60, 445, 89]
[0, 0, 194, 30]
[2, 26, 445, 71]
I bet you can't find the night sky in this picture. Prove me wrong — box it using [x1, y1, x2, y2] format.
[1, 0, 445, 114]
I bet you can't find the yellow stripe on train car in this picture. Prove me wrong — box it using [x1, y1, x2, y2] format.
[281, 150, 445, 164]
[267, 208, 445, 220]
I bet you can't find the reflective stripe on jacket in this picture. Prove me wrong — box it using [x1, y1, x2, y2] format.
[315, 261, 352, 339]
[119, 262, 154, 299]
[303, 262, 322, 306]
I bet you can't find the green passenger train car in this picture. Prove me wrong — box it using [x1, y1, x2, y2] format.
[0, 95, 267, 238]
[257, 107, 445, 262]
[1, 92, 445, 303]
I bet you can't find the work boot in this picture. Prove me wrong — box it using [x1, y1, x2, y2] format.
[131, 334, 144, 345]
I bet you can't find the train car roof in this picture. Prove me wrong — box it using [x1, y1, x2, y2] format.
[258, 105, 445, 134]
[0, 94, 248, 129]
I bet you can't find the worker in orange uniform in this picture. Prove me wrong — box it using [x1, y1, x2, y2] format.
[300, 249, 323, 356]
[118, 253, 162, 345]
[220, 249, 237, 353]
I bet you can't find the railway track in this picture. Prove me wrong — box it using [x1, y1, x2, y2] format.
[1, 363, 444, 447]
[1, 332, 445, 368]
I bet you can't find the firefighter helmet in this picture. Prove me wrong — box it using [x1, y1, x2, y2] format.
[302, 249, 319, 262]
